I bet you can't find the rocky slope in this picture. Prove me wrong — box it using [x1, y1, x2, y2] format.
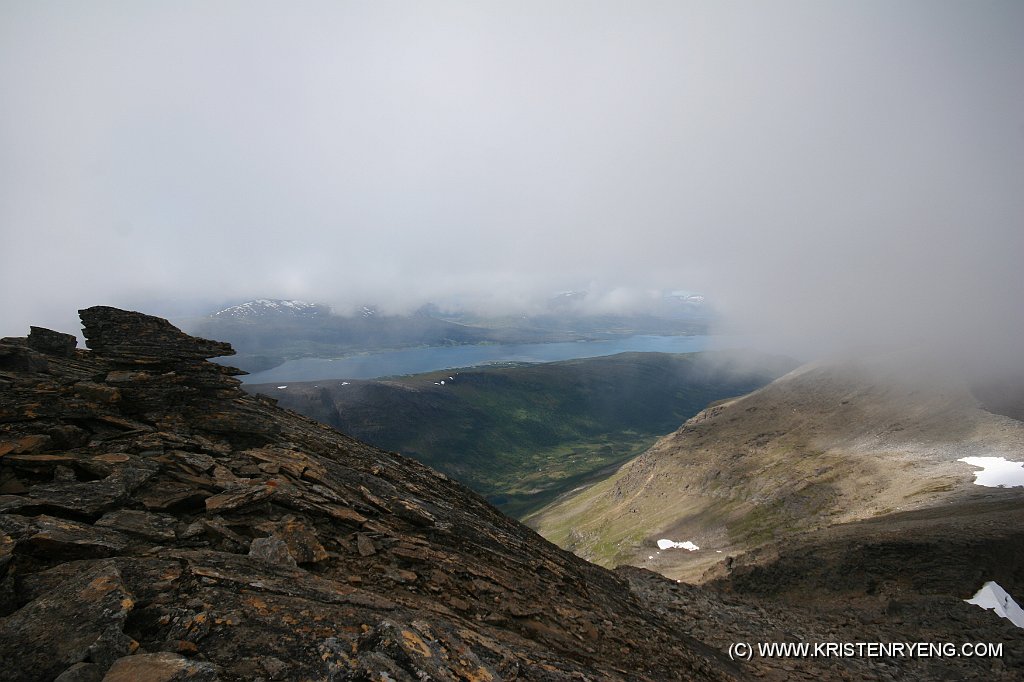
[2, 309, 1021, 681]
[529, 353, 1024, 582]
[0, 307, 741, 681]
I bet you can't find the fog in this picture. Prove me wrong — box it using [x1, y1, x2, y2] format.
[2, 2, 1022, 367]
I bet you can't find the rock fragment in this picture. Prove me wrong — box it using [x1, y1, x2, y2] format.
[248, 536, 297, 567]
[355, 533, 376, 557]
[273, 516, 328, 564]
[203, 484, 273, 513]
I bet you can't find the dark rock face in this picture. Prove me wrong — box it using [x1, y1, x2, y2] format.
[27, 327, 77, 357]
[0, 309, 736, 681]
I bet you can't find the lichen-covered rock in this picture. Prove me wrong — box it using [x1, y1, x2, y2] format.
[0, 563, 134, 682]
[272, 516, 328, 564]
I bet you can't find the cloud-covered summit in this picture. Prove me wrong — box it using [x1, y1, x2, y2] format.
[2, 2, 1022, 367]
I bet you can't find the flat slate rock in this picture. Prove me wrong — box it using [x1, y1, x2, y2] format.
[95, 510, 177, 541]
[0, 562, 134, 682]
[14, 515, 130, 558]
[101, 652, 218, 682]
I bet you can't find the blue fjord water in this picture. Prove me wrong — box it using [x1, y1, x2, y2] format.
[238, 335, 737, 384]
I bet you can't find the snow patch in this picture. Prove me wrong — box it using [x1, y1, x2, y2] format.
[965, 581, 1024, 629]
[277, 386, 287, 389]
[341, 382, 350, 386]
[657, 539, 699, 551]
[958, 457, 1024, 488]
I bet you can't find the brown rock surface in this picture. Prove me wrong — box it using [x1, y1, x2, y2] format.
[0, 308, 738, 680]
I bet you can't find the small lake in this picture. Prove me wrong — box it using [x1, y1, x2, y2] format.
[239, 334, 740, 384]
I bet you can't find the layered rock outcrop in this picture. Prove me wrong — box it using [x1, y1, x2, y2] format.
[0, 308, 735, 681]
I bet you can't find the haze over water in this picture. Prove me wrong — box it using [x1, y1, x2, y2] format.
[241, 334, 736, 383]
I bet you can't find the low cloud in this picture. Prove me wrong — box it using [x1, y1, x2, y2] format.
[2, 2, 1021, 370]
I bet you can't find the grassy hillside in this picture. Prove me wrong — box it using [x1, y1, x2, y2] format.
[249, 351, 795, 517]
[529, 355, 1024, 582]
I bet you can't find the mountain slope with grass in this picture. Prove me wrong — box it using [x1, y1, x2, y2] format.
[249, 351, 796, 517]
[529, 353, 1024, 582]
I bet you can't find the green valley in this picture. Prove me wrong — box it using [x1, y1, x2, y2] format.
[248, 351, 795, 518]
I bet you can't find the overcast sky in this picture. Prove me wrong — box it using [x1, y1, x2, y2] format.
[2, 1, 1022, 363]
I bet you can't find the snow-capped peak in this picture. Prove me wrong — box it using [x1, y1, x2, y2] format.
[211, 299, 322, 319]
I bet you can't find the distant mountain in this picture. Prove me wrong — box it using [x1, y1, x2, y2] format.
[247, 351, 796, 518]
[211, 298, 327, 319]
[530, 353, 1024, 583]
[186, 299, 490, 373]
[184, 297, 710, 374]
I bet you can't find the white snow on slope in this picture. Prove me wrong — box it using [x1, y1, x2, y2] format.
[213, 299, 319, 318]
[965, 581, 1024, 629]
[657, 539, 699, 551]
[958, 457, 1024, 488]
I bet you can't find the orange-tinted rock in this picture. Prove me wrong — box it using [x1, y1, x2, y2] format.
[0, 563, 134, 682]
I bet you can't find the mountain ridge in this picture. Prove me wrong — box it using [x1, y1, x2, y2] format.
[2, 308, 1021, 680]
[185, 298, 708, 374]
[211, 299, 327, 319]
[0, 307, 736, 681]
